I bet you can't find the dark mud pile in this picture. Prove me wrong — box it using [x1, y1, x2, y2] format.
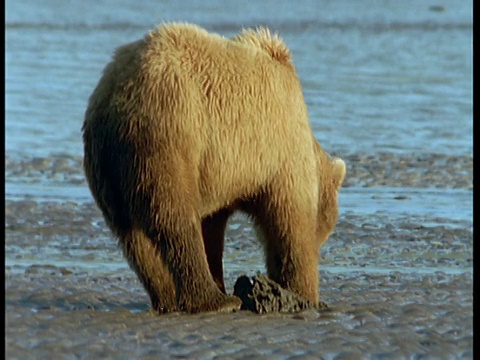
[233, 275, 327, 313]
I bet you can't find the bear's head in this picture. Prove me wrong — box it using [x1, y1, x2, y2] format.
[316, 152, 346, 247]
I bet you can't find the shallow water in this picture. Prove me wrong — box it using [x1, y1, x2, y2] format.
[5, 0, 473, 358]
[6, 0, 472, 157]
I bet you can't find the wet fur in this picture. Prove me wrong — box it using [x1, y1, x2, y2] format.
[82, 22, 345, 313]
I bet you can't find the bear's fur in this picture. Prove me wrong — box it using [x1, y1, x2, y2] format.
[82, 22, 346, 314]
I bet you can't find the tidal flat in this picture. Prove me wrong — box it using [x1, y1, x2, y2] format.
[5, 153, 473, 359]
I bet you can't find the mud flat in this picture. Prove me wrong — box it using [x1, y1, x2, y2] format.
[5, 263, 473, 359]
[5, 152, 473, 359]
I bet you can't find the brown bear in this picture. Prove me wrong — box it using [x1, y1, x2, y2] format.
[82, 22, 346, 314]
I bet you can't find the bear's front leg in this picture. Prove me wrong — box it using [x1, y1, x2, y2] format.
[157, 221, 242, 314]
[253, 182, 321, 306]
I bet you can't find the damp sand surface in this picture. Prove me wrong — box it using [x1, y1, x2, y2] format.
[5, 153, 473, 359]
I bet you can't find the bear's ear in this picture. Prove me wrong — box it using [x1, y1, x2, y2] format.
[331, 158, 346, 190]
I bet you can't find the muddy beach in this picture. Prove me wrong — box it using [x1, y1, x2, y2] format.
[5, 152, 473, 359]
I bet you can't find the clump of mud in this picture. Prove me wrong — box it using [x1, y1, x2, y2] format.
[233, 274, 328, 314]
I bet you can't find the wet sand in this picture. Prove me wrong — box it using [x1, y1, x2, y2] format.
[5, 152, 474, 189]
[5, 152, 473, 359]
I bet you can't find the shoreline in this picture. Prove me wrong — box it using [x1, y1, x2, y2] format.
[6, 151, 473, 190]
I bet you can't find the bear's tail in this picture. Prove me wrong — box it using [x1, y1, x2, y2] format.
[233, 27, 292, 66]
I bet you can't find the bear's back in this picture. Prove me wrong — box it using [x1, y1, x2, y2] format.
[84, 23, 317, 216]
[136, 22, 309, 134]
[146, 22, 293, 66]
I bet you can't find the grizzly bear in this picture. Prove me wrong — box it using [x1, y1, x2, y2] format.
[82, 22, 346, 314]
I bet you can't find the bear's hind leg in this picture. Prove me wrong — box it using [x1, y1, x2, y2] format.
[201, 208, 232, 293]
[133, 154, 241, 313]
[120, 228, 177, 313]
[83, 148, 177, 313]
[152, 215, 241, 314]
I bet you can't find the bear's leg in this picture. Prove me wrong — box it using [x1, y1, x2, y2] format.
[154, 220, 241, 313]
[201, 209, 232, 293]
[127, 153, 241, 313]
[83, 155, 178, 313]
[253, 187, 320, 305]
[119, 228, 177, 313]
